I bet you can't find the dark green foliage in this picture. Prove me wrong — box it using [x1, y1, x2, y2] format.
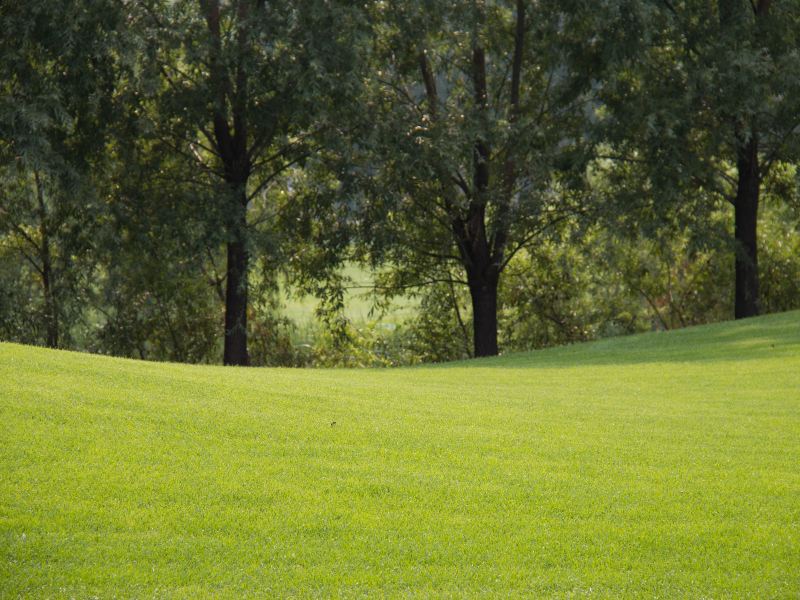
[124, 0, 368, 365]
[1, 0, 799, 365]
[759, 204, 800, 313]
[584, 0, 800, 319]
[0, 0, 123, 348]
[341, 0, 596, 357]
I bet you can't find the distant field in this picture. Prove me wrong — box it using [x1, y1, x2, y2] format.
[281, 264, 417, 328]
[1, 312, 799, 597]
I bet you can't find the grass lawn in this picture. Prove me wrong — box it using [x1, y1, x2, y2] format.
[280, 263, 417, 328]
[1, 311, 799, 597]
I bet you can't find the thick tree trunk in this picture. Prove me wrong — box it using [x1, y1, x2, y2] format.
[468, 272, 499, 358]
[34, 171, 58, 348]
[223, 195, 249, 366]
[202, 0, 253, 365]
[734, 136, 760, 319]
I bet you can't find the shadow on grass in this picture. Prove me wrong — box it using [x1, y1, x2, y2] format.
[429, 310, 800, 369]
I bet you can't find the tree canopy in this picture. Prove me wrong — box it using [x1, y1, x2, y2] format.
[1, 0, 798, 365]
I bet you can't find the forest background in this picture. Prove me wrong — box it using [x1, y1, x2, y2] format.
[1, 0, 798, 367]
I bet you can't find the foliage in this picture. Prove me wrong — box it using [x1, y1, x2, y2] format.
[759, 204, 800, 313]
[583, 0, 800, 318]
[125, 0, 368, 364]
[343, 0, 595, 356]
[1, 0, 800, 366]
[0, 0, 124, 348]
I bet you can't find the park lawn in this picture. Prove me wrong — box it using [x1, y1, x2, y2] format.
[280, 263, 417, 327]
[1, 312, 799, 598]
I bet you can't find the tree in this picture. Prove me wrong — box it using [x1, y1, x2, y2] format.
[716, 0, 800, 318]
[350, 0, 591, 357]
[133, 0, 364, 364]
[589, 0, 800, 319]
[92, 131, 223, 363]
[0, 0, 121, 348]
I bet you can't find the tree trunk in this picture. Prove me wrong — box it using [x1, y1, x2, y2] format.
[469, 272, 499, 358]
[34, 171, 58, 348]
[41, 243, 58, 349]
[734, 136, 760, 319]
[223, 194, 249, 366]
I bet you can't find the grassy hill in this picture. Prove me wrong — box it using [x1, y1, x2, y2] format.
[1, 312, 799, 597]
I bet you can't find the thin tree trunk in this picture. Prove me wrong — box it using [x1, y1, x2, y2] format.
[468, 271, 498, 358]
[447, 277, 472, 357]
[41, 245, 58, 348]
[223, 191, 249, 366]
[734, 135, 760, 319]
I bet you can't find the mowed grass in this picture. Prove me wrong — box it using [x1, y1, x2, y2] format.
[280, 264, 417, 326]
[1, 313, 799, 598]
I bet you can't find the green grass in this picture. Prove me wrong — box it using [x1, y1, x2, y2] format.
[2, 312, 799, 597]
[280, 264, 417, 327]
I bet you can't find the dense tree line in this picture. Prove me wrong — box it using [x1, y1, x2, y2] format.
[1, 0, 798, 366]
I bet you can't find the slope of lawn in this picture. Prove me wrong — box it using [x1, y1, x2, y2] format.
[1, 312, 799, 597]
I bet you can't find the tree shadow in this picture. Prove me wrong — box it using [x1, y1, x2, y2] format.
[430, 311, 800, 369]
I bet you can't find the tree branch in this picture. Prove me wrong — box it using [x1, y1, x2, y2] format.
[418, 50, 439, 119]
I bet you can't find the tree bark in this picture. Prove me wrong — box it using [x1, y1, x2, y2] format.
[421, 7, 526, 360]
[41, 240, 58, 348]
[465, 44, 500, 359]
[201, 0, 253, 365]
[223, 190, 249, 366]
[734, 135, 760, 319]
[720, 0, 768, 320]
[34, 171, 58, 348]
[469, 270, 499, 358]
